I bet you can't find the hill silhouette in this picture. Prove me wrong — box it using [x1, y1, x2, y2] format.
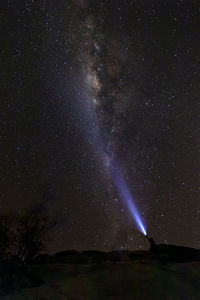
[33, 244, 200, 264]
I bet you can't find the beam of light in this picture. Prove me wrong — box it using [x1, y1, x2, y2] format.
[78, 94, 147, 235]
[78, 50, 147, 236]
[79, 79, 147, 236]
[109, 161, 147, 236]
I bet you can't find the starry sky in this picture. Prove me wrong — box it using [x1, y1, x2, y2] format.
[1, 0, 200, 253]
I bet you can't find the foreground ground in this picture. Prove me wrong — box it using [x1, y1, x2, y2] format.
[3, 260, 200, 300]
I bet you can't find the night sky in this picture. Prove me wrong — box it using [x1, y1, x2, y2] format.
[1, 0, 200, 253]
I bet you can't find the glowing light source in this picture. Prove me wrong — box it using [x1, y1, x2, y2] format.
[110, 162, 147, 236]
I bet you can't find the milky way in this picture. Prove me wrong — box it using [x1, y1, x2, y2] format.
[1, 0, 200, 252]
[65, 0, 200, 250]
[76, 9, 147, 237]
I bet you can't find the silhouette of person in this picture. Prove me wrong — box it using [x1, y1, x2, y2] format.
[146, 235, 157, 258]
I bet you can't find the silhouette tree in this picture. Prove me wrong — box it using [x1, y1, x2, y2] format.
[0, 215, 17, 259]
[0, 210, 54, 262]
[16, 210, 54, 262]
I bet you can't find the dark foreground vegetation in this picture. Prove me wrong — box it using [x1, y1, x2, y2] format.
[1, 245, 200, 298]
[0, 211, 200, 298]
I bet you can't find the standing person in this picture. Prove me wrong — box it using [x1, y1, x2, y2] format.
[146, 235, 157, 259]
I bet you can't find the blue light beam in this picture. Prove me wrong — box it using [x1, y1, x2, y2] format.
[78, 77, 147, 236]
[110, 162, 147, 236]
